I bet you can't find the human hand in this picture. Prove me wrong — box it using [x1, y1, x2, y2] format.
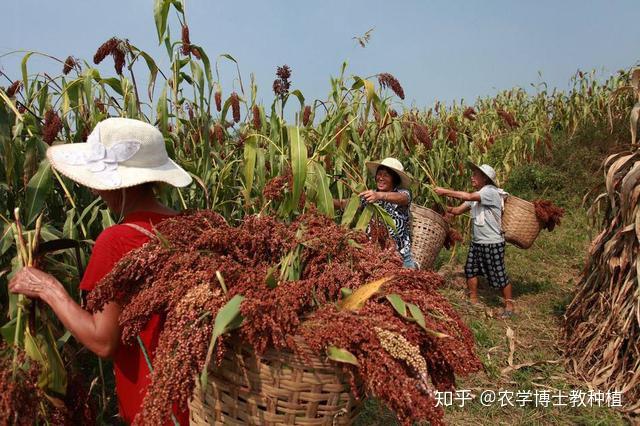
[8, 267, 59, 300]
[359, 190, 380, 204]
[434, 187, 449, 196]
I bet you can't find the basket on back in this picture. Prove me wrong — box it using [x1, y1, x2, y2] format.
[189, 337, 361, 425]
[502, 195, 541, 249]
[410, 204, 448, 270]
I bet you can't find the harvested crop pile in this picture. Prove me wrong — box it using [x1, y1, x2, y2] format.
[533, 199, 564, 231]
[87, 210, 481, 425]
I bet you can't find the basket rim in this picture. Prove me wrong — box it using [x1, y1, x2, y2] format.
[410, 204, 449, 231]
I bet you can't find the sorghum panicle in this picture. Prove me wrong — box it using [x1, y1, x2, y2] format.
[214, 90, 222, 112]
[42, 110, 63, 145]
[181, 25, 191, 56]
[62, 56, 77, 75]
[6, 81, 22, 98]
[302, 105, 311, 126]
[93, 37, 119, 64]
[252, 105, 261, 130]
[230, 92, 240, 123]
[378, 73, 405, 100]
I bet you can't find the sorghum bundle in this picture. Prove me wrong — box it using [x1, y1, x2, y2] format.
[532, 199, 564, 231]
[564, 150, 640, 415]
[87, 210, 480, 425]
[443, 227, 463, 250]
[262, 171, 292, 202]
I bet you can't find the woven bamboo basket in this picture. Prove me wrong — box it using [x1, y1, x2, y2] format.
[189, 337, 361, 425]
[410, 205, 448, 270]
[502, 196, 542, 249]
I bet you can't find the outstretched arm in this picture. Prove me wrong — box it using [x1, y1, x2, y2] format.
[9, 267, 121, 358]
[434, 187, 481, 202]
[446, 203, 471, 216]
[360, 190, 409, 206]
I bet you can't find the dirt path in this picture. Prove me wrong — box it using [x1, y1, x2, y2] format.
[437, 208, 630, 425]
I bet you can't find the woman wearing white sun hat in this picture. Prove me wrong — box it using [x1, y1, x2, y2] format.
[434, 162, 513, 318]
[335, 157, 418, 269]
[9, 117, 192, 424]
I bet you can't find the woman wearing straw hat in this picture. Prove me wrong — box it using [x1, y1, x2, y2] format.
[9, 117, 192, 424]
[434, 162, 514, 318]
[335, 157, 418, 269]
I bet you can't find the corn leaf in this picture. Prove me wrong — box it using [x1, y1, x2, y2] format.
[354, 204, 374, 231]
[200, 294, 244, 389]
[312, 161, 334, 218]
[386, 294, 407, 316]
[387, 293, 450, 338]
[341, 196, 360, 227]
[339, 276, 393, 311]
[327, 346, 359, 366]
[24, 160, 52, 226]
[288, 126, 307, 211]
[242, 135, 257, 207]
[153, 0, 171, 43]
[1, 223, 14, 256]
[372, 203, 397, 233]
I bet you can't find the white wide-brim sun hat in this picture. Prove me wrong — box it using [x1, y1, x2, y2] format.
[365, 157, 414, 189]
[47, 117, 192, 191]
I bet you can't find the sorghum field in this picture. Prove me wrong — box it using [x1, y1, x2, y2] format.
[1, 2, 638, 425]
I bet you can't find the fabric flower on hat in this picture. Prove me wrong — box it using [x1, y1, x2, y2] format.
[52, 125, 141, 188]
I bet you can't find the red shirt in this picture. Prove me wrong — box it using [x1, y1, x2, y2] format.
[80, 211, 189, 425]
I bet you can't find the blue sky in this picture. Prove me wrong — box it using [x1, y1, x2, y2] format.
[1, 1, 638, 110]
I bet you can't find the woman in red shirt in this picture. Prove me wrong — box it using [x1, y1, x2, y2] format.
[9, 117, 192, 424]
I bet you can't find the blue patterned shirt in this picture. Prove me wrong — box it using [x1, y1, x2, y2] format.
[361, 188, 413, 256]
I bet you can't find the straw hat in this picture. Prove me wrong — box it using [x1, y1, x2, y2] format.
[47, 117, 192, 190]
[365, 157, 413, 189]
[468, 161, 497, 186]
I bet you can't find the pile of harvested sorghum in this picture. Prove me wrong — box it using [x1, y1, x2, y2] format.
[533, 199, 565, 231]
[87, 210, 481, 425]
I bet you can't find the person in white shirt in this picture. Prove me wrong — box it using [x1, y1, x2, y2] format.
[435, 163, 514, 318]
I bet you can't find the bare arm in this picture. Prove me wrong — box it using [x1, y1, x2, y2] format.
[333, 198, 348, 210]
[9, 267, 121, 359]
[434, 187, 481, 202]
[360, 190, 409, 206]
[447, 203, 471, 216]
